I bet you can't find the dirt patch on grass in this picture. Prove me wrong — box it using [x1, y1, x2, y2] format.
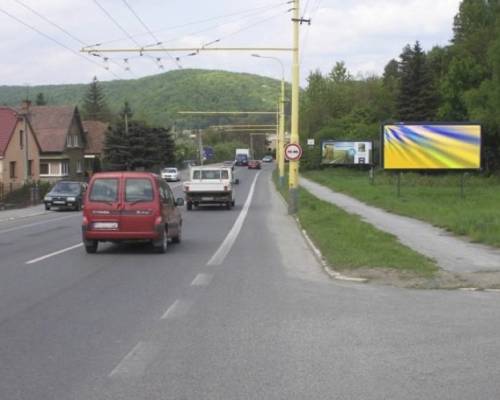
[335, 267, 500, 290]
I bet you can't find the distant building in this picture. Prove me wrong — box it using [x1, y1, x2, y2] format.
[0, 103, 41, 195]
[28, 104, 86, 183]
[82, 120, 109, 176]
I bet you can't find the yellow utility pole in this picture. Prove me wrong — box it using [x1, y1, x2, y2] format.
[288, 0, 301, 214]
[251, 54, 286, 188]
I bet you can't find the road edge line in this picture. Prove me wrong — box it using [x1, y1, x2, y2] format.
[206, 171, 261, 266]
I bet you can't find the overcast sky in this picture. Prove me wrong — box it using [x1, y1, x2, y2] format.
[0, 0, 461, 87]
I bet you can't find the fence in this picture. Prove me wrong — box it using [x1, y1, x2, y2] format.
[0, 181, 48, 207]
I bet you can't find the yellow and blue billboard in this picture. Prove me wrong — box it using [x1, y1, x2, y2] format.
[382, 124, 481, 170]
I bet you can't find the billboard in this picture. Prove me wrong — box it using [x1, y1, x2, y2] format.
[321, 141, 373, 165]
[382, 123, 481, 170]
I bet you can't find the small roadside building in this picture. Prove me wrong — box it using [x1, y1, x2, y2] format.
[0, 104, 41, 196]
[82, 120, 109, 176]
[28, 105, 86, 183]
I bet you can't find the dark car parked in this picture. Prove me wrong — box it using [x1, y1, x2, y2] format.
[44, 181, 86, 211]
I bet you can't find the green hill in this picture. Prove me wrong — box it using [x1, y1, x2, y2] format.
[0, 69, 285, 128]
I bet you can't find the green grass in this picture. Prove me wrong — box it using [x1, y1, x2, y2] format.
[272, 171, 438, 277]
[302, 169, 500, 247]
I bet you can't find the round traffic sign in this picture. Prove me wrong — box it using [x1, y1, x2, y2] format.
[285, 143, 303, 161]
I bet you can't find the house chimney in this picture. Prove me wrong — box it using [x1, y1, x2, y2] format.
[20, 99, 31, 116]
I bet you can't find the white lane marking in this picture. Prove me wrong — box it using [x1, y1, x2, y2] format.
[108, 341, 157, 378]
[191, 273, 213, 287]
[26, 243, 83, 264]
[160, 299, 192, 320]
[206, 172, 261, 266]
[0, 214, 78, 235]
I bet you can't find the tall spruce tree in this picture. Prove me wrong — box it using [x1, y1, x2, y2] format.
[35, 92, 47, 105]
[397, 41, 438, 121]
[104, 119, 175, 171]
[82, 76, 111, 121]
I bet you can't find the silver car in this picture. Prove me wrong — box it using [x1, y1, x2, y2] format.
[161, 167, 180, 182]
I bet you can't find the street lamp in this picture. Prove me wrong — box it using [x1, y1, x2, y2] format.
[252, 54, 286, 188]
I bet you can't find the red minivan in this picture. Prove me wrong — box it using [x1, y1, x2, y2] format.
[82, 172, 184, 254]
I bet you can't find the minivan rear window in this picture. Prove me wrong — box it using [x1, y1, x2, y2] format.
[125, 178, 154, 202]
[90, 179, 118, 202]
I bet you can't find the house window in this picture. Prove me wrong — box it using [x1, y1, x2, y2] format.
[40, 162, 49, 175]
[28, 160, 33, 177]
[66, 136, 72, 148]
[76, 160, 83, 174]
[20, 130, 24, 149]
[73, 136, 79, 147]
[62, 161, 69, 176]
[9, 161, 16, 179]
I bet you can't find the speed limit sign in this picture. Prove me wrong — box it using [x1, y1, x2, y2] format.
[285, 143, 303, 161]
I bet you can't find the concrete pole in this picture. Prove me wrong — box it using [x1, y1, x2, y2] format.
[278, 79, 285, 188]
[288, 0, 300, 214]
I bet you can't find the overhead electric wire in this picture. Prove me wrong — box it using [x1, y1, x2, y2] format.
[300, 0, 322, 64]
[120, 0, 181, 68]
[0, 6, 122, 79]
[93, 1, 289, 47]
[13, 0, 135, 77]
[93, 0, 142, 47]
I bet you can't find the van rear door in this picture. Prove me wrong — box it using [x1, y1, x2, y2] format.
[120, 177, 157, 234]
[86, 176, 121, 230]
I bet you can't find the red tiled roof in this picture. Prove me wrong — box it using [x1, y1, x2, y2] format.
[83, 120, 109, 155]
[0, 107, 19, 156]
[29, 106, 76, 152]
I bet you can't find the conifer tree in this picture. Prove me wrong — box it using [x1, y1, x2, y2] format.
[82, 76, 111, 121]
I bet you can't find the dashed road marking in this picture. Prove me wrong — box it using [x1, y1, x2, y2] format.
[0, 214, 78, 235]
[191, 273, 213, 287]
[108, 341, 157, 378]
[160, 299, 192, 320]
[26, 243, 83, 264]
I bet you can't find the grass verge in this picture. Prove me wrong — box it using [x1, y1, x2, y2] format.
[303, 169, 500, 248]
[273, 171, 438, 279]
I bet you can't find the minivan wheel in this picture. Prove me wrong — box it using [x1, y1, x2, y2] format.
[186, 202, 192, 211]
[226, 202, 231, 210]
[75, 201, 81, 211]
[84, 240, 98, 254]
[153, 231, 167, 253]
[45, 204, 50, 211]
[172, 224, 182, 244]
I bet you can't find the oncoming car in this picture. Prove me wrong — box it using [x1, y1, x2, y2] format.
[82, 171, 184, 254]
[44, 180, 86, 211]
[161, 167, 180, 182]
[248, 160, 261, 170]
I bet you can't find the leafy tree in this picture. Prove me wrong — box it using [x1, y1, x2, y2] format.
[35, 92, 47, 105]
[329, 61, 352, 83]
[82, 76, 111, 121]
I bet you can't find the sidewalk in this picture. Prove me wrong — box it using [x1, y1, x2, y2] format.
[0, 204, 48, 223]
[301, 177, 500, 273]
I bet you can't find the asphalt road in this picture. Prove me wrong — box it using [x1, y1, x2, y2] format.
[1, 165, 500, 400]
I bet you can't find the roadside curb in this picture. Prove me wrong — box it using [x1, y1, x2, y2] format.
[271, 177, 366, 283]
[296, 218, 368, 283]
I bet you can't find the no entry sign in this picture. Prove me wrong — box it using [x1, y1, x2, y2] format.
[285, 143, 303, 161]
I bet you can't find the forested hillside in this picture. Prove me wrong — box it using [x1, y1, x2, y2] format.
[0, 69, 283, 129]
[300, 0, 500, 171]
